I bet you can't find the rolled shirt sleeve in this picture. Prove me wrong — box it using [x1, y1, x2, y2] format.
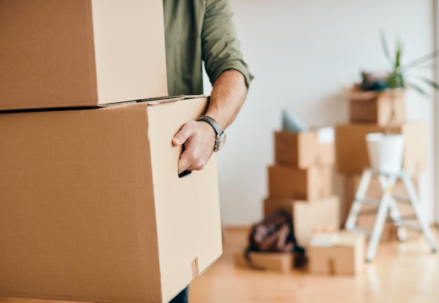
[201, 0, 254, 88]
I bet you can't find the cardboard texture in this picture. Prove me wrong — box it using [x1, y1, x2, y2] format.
[234, 252, 293, 273]
[293, 196, 340, 246]
[274, 131, 335, 169]
[263, 198, 296, 217]
[308, 232, 365, 275]
[344, 175, 419, 241]
[0, 0, 168, 111]
[268, 165, 333, 200]
[0, 98, 222, 303]
[335, 122, 427, 176]
[349, 89, 405, 126]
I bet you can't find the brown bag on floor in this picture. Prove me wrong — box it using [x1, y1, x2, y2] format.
[245, 210, 307, 269]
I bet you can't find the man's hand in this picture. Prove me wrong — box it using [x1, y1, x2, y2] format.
[172, 121, 216, 174]
[172, 70, 247, 174]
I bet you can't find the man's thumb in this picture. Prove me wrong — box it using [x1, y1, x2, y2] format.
[172, 122, 194, 146]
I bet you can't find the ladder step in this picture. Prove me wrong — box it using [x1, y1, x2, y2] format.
[392, 195, 411, 203]
[355, 198, 381, 206]
[393, 221, 422, 232]
[358, 209, 379, 216]
[346, 227, 371, 236]
[370, 169, 403, 178]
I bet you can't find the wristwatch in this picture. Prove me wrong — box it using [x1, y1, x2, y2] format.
[197, 116, 227, 152]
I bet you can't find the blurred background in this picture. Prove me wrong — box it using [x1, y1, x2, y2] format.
[203, 0, 437, 227]
[195, 0, 439, 302]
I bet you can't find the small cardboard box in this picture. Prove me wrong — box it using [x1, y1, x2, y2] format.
[268, 165, 333, 200]
[234, 252, 293, 273]
[308, 232, 365, 275]
[335, 122, 427, 176]
[0, 97, 222, 303]
[293, 196, 340, 246]
[274, 129, 335, 169]
[0, 0, 167, 110]
[349, 88, 405, 126]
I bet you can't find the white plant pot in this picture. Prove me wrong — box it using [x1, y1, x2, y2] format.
[366, 133, 405, 174]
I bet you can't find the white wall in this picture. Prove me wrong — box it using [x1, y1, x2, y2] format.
[204, 0, 436, 226]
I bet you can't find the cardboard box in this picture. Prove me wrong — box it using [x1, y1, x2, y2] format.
[268, 165, 333, 200]
[274, 130, 335, 169]
[349, 88, 405, 126]
[263, 198, 296, 217]
[293, 196, 340, 246]
[0, 98, 222, 303]
[0, 0, 168, 111]
[308, 232, 365, 275]
[234, 252, 293, 273]
[335, 122, 427, 176]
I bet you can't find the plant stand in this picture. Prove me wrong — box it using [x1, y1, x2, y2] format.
[345, 168, 437, 261]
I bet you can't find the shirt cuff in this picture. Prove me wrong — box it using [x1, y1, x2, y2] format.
[209, 60, 254, 89]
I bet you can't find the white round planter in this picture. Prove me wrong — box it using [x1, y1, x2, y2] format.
[366, 133, 405, 174]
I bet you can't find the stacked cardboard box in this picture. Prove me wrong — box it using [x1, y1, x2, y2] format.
[264, 127, 340, 247]
[234, 252, 294, 273]
[237, 128, 340, 272]
[0, 2, 221, 303]
[336, 87, 427, 232]
[308, 232, 365, 275]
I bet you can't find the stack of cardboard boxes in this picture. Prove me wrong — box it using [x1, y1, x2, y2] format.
[265, 128, 341, 247]
[0, 2, 221, 303]
[235, 127, 341, 273]
[336, 87, 427, 239]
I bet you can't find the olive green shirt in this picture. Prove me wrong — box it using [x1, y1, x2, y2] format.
[163, 0, 254, 96]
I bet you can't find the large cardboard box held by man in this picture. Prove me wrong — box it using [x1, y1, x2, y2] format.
[0, 0, 167, 110]
[335, 122, 427, 176]
[0, 97, 222, 303]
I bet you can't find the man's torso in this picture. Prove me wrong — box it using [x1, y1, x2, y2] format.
[163, 0, 206, 96]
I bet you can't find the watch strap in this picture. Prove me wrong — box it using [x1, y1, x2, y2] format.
[197, 116, 223, 136]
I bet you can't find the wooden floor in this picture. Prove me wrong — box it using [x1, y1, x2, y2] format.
[189, 228, 439, 303]
[1, 228, 439, 303]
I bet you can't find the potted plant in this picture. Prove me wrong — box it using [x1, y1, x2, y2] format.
[361, 31, 439, 173]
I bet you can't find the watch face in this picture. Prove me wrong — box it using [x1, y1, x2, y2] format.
[218, 133, 227, 151]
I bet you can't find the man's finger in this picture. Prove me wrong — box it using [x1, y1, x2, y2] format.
[178, 150, 193, 174]
[172, 122, 195, 146]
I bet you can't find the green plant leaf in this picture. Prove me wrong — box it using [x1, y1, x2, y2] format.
[419, 77, 439, 90]
[380, 30, 393, 65]
[402, 49, 439, 71]
[395, 38, 403, 69]
[408, 82, 428, 96]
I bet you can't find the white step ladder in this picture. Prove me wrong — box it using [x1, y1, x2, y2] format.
[345, 168, 437, 262]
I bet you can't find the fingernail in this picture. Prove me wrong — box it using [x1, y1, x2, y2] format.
[174, 138, 179, 144]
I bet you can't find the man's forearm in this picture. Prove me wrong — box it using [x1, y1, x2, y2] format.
[172, 70, 247, 173]
[204, 70, 248, 129]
